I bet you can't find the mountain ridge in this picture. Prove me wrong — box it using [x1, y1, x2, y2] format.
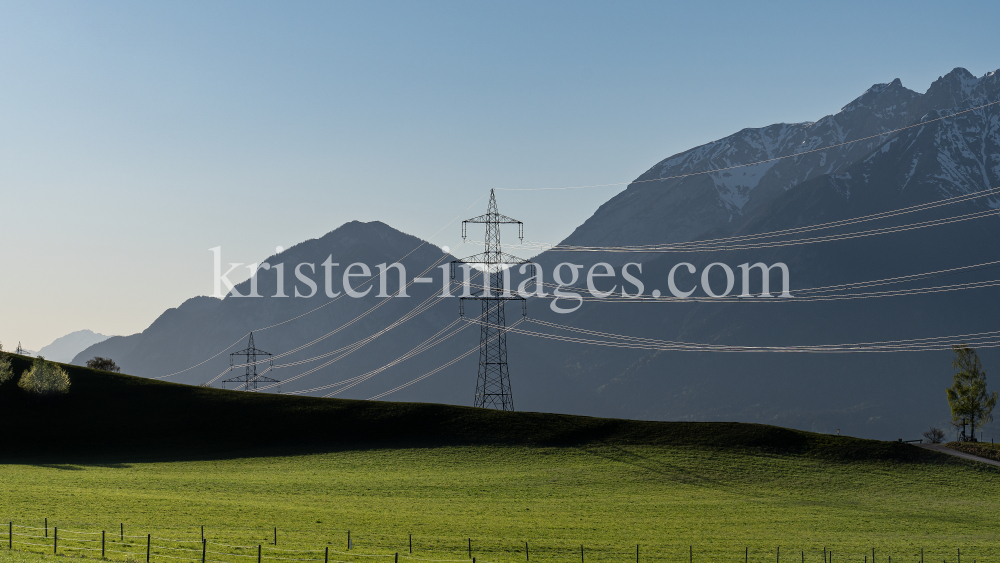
[553, 67, 1000, 261]
[73, 65, 1000, 440]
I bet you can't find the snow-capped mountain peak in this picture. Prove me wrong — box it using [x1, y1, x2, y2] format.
[556, 67, 1000, 254]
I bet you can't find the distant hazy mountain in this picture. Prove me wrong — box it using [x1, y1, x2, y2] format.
[41, 330, 112, 363]
[75, 67, 1000, 440]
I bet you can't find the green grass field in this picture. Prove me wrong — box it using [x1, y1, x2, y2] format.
[1, 354, 999, 563]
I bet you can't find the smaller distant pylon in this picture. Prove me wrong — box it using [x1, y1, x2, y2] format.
[222, 332, 280, 392]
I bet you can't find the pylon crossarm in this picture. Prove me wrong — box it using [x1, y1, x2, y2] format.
[462, 213, 522, 225]
[453, 252, 531, 267]
[229, 347, 271, 356]
[460, 294, 526, 302]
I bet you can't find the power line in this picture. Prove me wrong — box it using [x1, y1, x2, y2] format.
[495, 207, 998, 253]
[498, 318, 1000, 354]
[467, 276, 1000, 304]
[502, 187, 1000, 253]
[253, 280, 469, 392]
[152, 98, 1000, 387]
[367, 317, 526, 401]
[285, 299, 510, 399]
[495, 98, 1000, 192]
[281, 315, 472, 397]
[154, 243, 465, 382]
[152, 191, 490, 381]
[323, 318, 470, 397]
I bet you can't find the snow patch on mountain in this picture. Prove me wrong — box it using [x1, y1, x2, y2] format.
[710, 160, 780, 210]
[558, 67, 999, 252]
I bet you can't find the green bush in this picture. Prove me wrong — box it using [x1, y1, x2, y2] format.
[18, 356, 70, 395]
[0, 353, 12, 385]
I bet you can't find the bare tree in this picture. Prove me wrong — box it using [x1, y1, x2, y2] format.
[923, 427, 946, 444]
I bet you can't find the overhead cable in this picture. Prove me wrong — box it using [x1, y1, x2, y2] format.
[495, 99, 1000, 192]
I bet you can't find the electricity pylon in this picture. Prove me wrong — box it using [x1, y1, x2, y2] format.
[222, 332, 280, 392]
[451, 189, 529, 410]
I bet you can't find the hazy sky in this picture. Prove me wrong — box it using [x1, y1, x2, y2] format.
[2, 0, 999, 350]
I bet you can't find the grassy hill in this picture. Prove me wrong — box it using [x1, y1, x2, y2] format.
[0, 353, 942, 462]
[2, 354, 1000, 563]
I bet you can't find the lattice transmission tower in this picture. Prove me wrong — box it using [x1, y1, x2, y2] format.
[451, 189, 530, 410]
[15, 342, 25, 355]
[222, 332, 280, 392]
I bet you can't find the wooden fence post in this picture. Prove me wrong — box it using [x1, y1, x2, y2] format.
[258, 544, 262, 563]
[396, 552, 399, 563]
[8, 521, 11, 549]
[581, 545, 584, 563]
[527, 541, 530, 562]
[690, 545, 693, 563]
[636, 544, 639, 563]
[275, 527, 277, 545]
[202, 538, 206, 563]
[147, 533, 151, 563]
[778, 546, 780, 563]
[326, 546, 329, 563]
[348, 530, 351, 550]
[45, 518, 48, 538]
[54, 527, 57, 554]
[102, 530, 106, 558]
[121, 523, 124, 541]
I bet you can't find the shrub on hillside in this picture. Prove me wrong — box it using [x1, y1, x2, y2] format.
[923, 427, 946, 443]
[18, 356, 70, 395]
[0, 352, 12, 385]
[86, 356, 120, 372]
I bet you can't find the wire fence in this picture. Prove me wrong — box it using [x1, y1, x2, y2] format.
[4, 521, 999, 563]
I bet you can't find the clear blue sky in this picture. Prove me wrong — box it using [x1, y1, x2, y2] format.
[2, 0, 998, 349]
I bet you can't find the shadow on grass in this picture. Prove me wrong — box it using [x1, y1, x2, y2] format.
[580, 444, 715, 484]
[30, 463, 133, 470]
